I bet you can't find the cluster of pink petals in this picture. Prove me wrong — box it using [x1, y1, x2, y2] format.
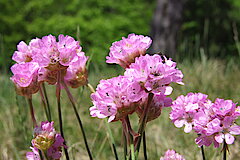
[124, 54, 184, 94]
[11, 34, 88, 96]
[26, 121, 66, 160]
[106, 33, 152, 68]
[90, 76, 147, 122]
[170, 93, 240, 148]
[160, 149, 185, 160]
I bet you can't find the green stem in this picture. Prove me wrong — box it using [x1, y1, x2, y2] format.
[39, 84, 51, 121]
[42, 83, 51, 121]
[134, 93, 154, 155]
[56, 71, 70, 160]
[27, 96, 37, 127]
[223, 140, 227, 160]
[122, 126, 128, 160]
[143, 131, 147, 160]
[62, 81, 93, 160]
[201, 146, 206, 160]
[104, 119, 119, 160]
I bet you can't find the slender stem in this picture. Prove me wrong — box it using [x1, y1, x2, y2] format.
[42, 83, 52, 121]
[56, 71, 70, 160]
[27, 96, 37, 127]
[143, 131, 147, 160]
[39, 84, 51, 121]
[62, 81, 93, 160]
[87, 83, 96, 93]
[38, 149, 44, 160]
[134, 93, 154, 154]
[104, 119, 119, 160]
[122, 126, 128, 160]
[200, 146, 206, 160]
[223, 140, 227, 160]
[125, 116, 135, 160]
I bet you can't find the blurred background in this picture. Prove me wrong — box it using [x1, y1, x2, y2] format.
[0, 0, 240, 159]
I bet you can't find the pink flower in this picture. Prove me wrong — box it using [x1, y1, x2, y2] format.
[211, 98, 236, 117]
[124, 54, 183, 94]
[160, 149, 185, 160]
[136, 93, 172, 122]
[64, 51, 88, 88]
[90, 76, 147, 122]
[10, 62, 39, 96]
[170, 93, 210, 133]
[106, 33, 152, 68]
[26, 147, 40, 160]
[12, 41, 33, 63]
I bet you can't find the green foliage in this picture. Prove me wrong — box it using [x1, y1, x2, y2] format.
[179, 0, 240, 60]
[0, 0, 155, 71]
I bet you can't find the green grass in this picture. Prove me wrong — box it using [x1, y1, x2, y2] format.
[0, 58, 240, 160]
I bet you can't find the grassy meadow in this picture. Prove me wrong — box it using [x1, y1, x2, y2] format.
[0, 56, 240, 160]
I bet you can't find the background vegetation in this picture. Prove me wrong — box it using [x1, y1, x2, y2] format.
[0, 0, 240, 159]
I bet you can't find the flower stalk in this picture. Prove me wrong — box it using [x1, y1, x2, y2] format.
[62, 81, 93, 160]
[27, 96, 37, 127]
[134, 93, 154, 154]
[56, 71, 70, 160]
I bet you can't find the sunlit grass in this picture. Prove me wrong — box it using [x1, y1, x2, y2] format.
[0, 58, 239, 159]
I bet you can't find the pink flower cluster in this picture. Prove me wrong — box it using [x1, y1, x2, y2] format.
[106, 33, 152, 68]
[91, 39, 183, 122]
[170, 93, 240, 148]
[124, 54, 184, 94]
[160, 149, 185, 160]
[11, 35, 88, 96]
[26, 121, 66, 160]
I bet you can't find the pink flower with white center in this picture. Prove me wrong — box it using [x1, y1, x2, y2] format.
[90, 76, 147, 122]
[160, 149, 185, 160]
[106, 33, 152, 68]
[137, 93, 172, 122]
[26, 147, 40, 160]
[10, 62, 39, 96]
[170, 93, 210, 133]
[64, 51, 88, 88]
[124, 54, 183, 95]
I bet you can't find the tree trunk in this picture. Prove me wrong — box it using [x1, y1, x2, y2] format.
[149, 0, 185, 58]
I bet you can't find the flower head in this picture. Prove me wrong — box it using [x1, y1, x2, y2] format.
[10, 62, 39, 96]
[90, 76, 147, 122]
[124, 54, 183, 95]
[64, 51, 88, 88]
[160, 149, 185, 160]
[27, 121, 65, 160]
[170, 93, 210, 133]
[106, 33, 152, 68]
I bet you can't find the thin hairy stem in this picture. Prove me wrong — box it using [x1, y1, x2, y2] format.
[62, 81, 93, 160]
[223, 140, 227, 160]
[39, 84, 51, 121]
[143, 131, 147, 160]
[27, 96, 37, 127]
[134, 93, 154, 155]
[56, 71, 70, 160]
[42, 83, 52, 121]
[201, 146, 206, 160]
